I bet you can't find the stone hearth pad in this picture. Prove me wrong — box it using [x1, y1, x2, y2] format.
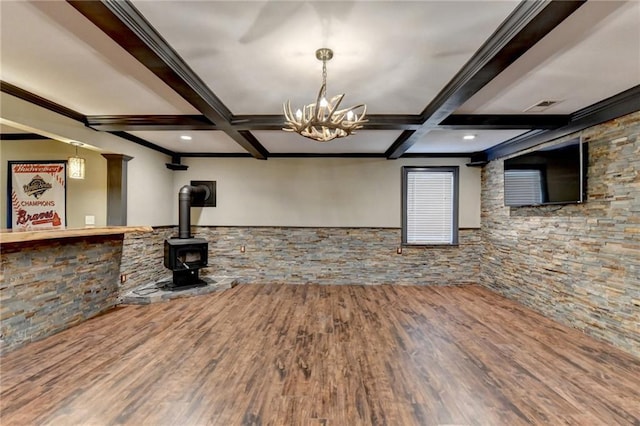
[120, 276, 238, 305]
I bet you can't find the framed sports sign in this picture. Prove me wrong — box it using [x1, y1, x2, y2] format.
[7, 161, 67, 230]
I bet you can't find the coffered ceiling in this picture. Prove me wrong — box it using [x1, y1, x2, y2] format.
[1, 1, 639, 162]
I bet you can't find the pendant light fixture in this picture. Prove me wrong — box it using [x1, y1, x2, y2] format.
[283, 48, 367, 142]
[68, 142, 85, 180]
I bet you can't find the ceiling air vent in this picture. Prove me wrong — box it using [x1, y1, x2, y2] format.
[524, 100, 560, 112]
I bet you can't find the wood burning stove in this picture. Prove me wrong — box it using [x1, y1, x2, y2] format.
[164, 238, 208, 289]
[163, 184, 211, 290]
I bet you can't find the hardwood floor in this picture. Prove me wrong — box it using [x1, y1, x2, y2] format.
[1, 284, 639, 425]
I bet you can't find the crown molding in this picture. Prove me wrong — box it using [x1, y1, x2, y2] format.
[1, 81, 86, 124]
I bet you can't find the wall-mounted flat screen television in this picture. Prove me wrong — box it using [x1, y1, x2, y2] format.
[504, 137, 587, 207]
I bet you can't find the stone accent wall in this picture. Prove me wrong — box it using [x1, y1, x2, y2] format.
[119, 227, 174, 294]
[120, 227, 481, 293]
[480, 111, 640, 357]
[0, 235, 123, 353]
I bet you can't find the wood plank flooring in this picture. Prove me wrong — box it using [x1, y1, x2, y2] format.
[1, 284, 639, 425]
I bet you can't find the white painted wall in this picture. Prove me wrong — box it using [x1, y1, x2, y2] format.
[125, 154, 174, 226]
[1, 139, 107, 228]
[1, 92, 174, 226]
[177, 157, 481, 228]
[2, 92, 482, 229]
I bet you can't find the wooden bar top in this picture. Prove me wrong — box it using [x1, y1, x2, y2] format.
[0, 226, 153, 244]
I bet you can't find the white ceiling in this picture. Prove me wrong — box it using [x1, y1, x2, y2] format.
[256, 130, 404, 154]
[128, 130, 247, 153]
[406, 129, 531, 154]
[132, 0, 519, 115]
[1, 0, 639, 157]
[0, 2, 198, 116]
[458, 0, 640, 114]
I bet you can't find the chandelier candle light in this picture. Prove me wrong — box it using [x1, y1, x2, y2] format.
[283, 48, 367, 142]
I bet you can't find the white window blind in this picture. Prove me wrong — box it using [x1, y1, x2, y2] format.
[504, 169, 543, 206]
[405, 170, 454, 244]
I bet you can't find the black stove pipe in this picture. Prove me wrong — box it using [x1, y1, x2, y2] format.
[178, 184, 208, 239]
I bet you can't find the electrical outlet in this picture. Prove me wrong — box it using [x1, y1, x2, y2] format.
[120, 274, 127, 283]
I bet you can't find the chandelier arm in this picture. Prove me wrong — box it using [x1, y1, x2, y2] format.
[305, 104, 314, 123]
[334, 104, 368, 126]
[334, 103, 366, 114]
[284, 101, 294, 122]
[285, 101, 303, 130]
[285, 107, 303, 130]
[325, 93, 345, 120]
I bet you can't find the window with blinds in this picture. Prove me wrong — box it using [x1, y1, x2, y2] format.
[402, 166, 459, 245]
[504, 169, 543, 206]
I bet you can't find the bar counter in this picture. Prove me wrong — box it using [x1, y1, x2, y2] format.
[0, 225, 152, 244]
[1, 225, 153, 353]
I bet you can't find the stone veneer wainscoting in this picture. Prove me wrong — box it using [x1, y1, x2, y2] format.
[119, 227, 481, 296]
[119, 227, 175, 294]
[0, 235, 123, 353]
[480, 111, 640, 357]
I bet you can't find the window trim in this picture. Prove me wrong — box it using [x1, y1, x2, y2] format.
[401, 166, 459, 246]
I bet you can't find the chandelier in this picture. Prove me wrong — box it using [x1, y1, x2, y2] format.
[283, 48, 367, 142]
[68, 142, 85, 180]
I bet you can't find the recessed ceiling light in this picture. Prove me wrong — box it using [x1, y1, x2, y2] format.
[180, 135, 192, 141]
[463, 135, 476, 140]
